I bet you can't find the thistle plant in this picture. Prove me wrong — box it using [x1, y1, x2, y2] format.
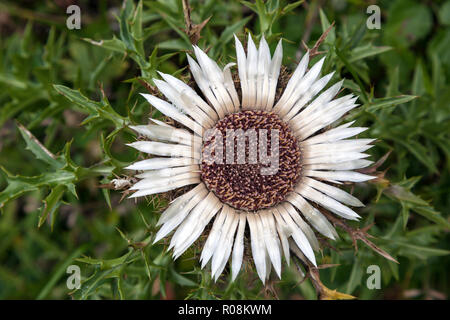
[0, 0, 448, 300]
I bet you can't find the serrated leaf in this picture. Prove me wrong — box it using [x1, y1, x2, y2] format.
[345, 257, 362, 294]
[241, 0, 257, 12]
[170, 268, 196, 287]
[73, 268, 117, 300]
[387, 66, 400, 97]
[83, 37, 127, 54]
[384, 184, 449, 228]
[349, 44, 392, 62]
[131, 0, 144, 56]
[119, 0, 137, 51]
[366, 95, 417, 113]
[319, 9, 335, 44]
[346, 20, 366, 49]
[282, 1, 304, 14]
[53, 84, 128, 128]
[413, 206, 450, 229]
[255, 0, 270, 34]
[0, 167, 76, 209]
[385, 184, 429, 206]
[218, 16, 252, 46]
[76, 250, 134, 270]
[17, 122, 62, 169]
[401, 203, 409, 229]
[335, 47, 368, 102]
[397, 139, 438, 173]
[397, 242, 450, 259]
[0, 74, 28, 89]
[38, 185, 65, 229]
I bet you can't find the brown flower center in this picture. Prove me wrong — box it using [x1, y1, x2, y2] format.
[200, 110, 302, 211]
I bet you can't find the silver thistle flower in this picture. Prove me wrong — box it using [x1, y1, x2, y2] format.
[125, 34, 375, 283]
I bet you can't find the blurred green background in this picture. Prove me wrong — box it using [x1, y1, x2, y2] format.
[0, 0, 449, 299]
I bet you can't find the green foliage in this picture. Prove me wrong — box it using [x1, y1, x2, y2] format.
[0, 0, 448, 300]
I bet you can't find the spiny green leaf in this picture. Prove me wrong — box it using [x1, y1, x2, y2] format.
[396, 139, 438, 173]
[76, 250, 134, 270]
[83, 37, 127, 54]
[0, 167, 76, 209]
[319, 9, 335, 45]
[366, 95, 418, 113]
[397, 242, 450, 259]
[412, 206, 450, 229]
[282, 1, 304, 14]
[217, 16, 252, 46]
[349, 44, 392, 62]
[345, 257, 362, 294]
[335, 47, 368, 102]
[38, 185, 65, 229]
[17, 122, 63, 169]
[0, 74, 28, 89]
[53, 84, 128, 128]
[119, 0, 137, 52]
[385, 184, 429, 207]
[170, 268, 196, 287]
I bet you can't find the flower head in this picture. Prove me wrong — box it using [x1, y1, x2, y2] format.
[126, 34, 375, 283]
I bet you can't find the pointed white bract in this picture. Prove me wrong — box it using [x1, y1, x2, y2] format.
[125, 157, 197, 171]
[170, 192, 222, 258]
[130, 124, 194, 146]
[273, 51, 309, 115]
[236, 34, 282, 111]
[124, 34, 374, 284]
[153, 184, 207, 242]
[211, 207, 239, 280]
[192, 46, 240, 115]
[153, 79, 215, 129]
[135, 165, 199, 179]
[274, 204, 316, 266]
[256, 36, 271, 110]
[157, 71, 219, 122]
[275, 55, 325, 117]
[246, 34, 258, 108]
[247, 213, 267, 281]
[283, 72, 335, 121]
[266, 39, 283, 111]
[200, 207, 228, 268]
[303, 177, 364, 207]
[231, 213, 247, 281]
[286, 193, 338, 240]
[260, 211, 282, 278]
[271, 208, 291, 265]
[234, 35, 249, 109]
[127, 141, 199, 159]
[281, 202, 319, 251]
